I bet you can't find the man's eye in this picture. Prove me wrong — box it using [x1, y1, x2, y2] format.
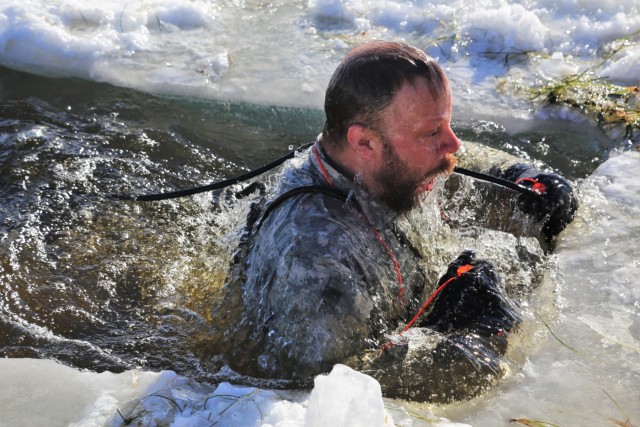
[427, 129, 440, 138]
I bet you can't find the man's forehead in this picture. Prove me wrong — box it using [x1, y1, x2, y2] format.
[386, 81, 451, 122]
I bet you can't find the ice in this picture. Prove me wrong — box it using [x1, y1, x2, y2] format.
[465, 3, 548, 52]
[0, 359, 476, 427]
[593, 150, 640, 204]
[600, 44, 640, 85]
[305, 364, 391, 427]
[0, 0, 638, 112]
[0, 358, 165, 427]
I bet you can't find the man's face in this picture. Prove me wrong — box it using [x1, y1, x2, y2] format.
[369, 77, 460, 212]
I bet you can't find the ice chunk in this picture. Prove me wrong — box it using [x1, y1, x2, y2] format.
[305, 364, 393, 427]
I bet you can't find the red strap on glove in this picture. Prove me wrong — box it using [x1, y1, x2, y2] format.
[515, 177, 548, 194]
[382, 264, 474, 351]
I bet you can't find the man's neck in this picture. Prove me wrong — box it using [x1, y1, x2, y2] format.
[320, 137, 387, 203]
[318, 140, 355, 181]
[315, 139, 401, 229]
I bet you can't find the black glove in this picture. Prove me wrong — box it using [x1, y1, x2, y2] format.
[503, 164, 578, 238]
[421, 251, 521, 339]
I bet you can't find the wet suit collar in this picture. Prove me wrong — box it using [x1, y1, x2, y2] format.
[311, 139, 401, 230]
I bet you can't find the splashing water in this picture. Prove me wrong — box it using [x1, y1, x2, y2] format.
[0, 0, 639, 424]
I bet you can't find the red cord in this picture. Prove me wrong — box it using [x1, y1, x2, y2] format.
[314, 144, 333, 187]
[382, 264, 474, 351]
[362, 217, 404, 300]
[314, 144, 404, 300]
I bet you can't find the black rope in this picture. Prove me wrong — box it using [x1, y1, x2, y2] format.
[111, 141, 314, 201]
[110, 141, 542, 201]
[453, 166, 543, 199]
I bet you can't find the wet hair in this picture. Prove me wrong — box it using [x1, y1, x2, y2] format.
[322, 41, 450, 149]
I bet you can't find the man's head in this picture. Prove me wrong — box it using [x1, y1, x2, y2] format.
[322, 41, 450, 149]
[321, 41, 459, 212]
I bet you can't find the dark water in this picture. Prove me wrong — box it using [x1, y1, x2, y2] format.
[0, 66, 619, 382]
[0, 66, 323, 378]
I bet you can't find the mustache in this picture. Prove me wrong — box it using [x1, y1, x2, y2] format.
[419, 153, 457, 184]
[440, 153, 458, 175]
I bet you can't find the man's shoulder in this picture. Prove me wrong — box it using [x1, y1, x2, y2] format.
[262, 187, 361, 235]
[239, 187, 368, 291]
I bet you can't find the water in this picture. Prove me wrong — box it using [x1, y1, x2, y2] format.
[0, 66, 321, 378]
[1, 0, 639, 425]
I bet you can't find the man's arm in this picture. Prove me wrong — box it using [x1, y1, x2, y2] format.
[234, 191, 523, 402]
[490, 162, 579, 238]
[446, 141, 578, 242]
[361, 251, 522, 403]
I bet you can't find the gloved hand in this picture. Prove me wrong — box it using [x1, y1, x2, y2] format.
[502, 164, 578, 238]
[421, 251, 521, 339]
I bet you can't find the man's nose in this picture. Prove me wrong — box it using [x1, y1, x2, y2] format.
[440, 126, 460, 154]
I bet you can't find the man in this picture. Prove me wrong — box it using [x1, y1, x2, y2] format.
[212, 41, 577, 402]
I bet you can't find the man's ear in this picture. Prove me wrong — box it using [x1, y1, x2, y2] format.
[346, 125, 378, 160]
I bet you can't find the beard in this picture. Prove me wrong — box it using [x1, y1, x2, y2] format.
[373, 140, 457, 213]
